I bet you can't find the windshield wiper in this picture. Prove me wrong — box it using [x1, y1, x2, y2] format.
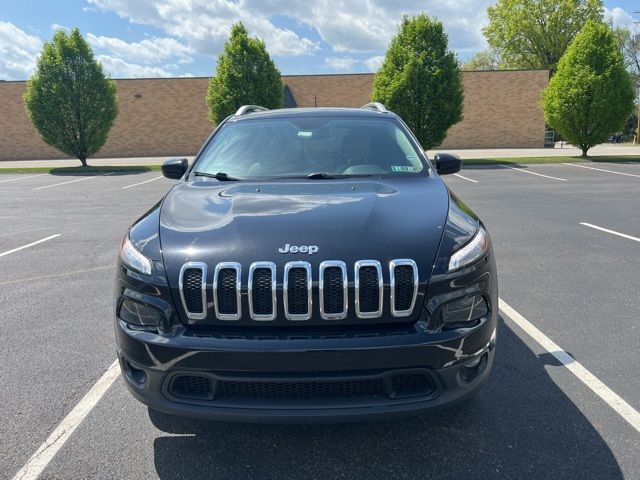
[307, 172, 379, 179]
[193, 171, 241, 181]
[306, 172, 337, 179]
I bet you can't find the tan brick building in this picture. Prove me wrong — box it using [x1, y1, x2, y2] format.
[0, 70, 549, 161]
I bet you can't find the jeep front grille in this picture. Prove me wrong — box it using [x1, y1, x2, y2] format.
[179, 262, 207, 320]
[248, 262, 276, 321]
[319, 261, 348, 320]
[355, 260, 383, 318]
[390, 259, 419, 317]
[283, 261, 312, 320]
[213, 263, 241, 320]
[179, 259, 419, 322]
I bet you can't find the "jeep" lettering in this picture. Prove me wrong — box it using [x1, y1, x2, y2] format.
[278, 244, 319, 255]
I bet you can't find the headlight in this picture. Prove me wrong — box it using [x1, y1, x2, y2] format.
[119, 234, 152, 275]
[448, 226, 490, 271]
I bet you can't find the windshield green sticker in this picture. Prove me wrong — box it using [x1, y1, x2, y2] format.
[391, 165, 419, 172]
[297, 131, 313, 138]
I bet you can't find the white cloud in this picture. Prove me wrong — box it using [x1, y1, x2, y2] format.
[241, 0, 491, 54]
[50, 23, 70, 32]
[325, 56, 358, 71]
[87, 0, 491, 63]
[87, 0, 319, 57]
[87, 34, 193, 65]
[96, 55, 175, 77]
[0, 21, 42, 80]
[363, 55, 384, 72]
[605, 7, 636, 29]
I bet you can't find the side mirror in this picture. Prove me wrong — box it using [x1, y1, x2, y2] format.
[434, 153, 462, 175]
[162, 158, 188, 179]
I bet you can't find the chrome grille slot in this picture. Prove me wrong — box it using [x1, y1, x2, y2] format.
[179, 262, 207, 320]
[319, 261, 348, 320]
[248, 262, 276, 321]
[355, 260, 383, 318]
[284, 262, 312, 321]
[214, 263, 241, 321]
[390, 259, 418, 317]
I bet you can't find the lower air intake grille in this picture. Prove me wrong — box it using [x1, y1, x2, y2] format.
[170, 375, 213, 400]
[166, 369, 440, 405]
[391, 373, 436, 397]
[183, 269, 203, 314]
[216, 378, 386, 400]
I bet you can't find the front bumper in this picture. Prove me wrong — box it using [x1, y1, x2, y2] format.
[116, 317, 496, 423]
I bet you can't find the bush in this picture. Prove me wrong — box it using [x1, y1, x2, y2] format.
[541, 21, 635, 156]
[207, 23, 283, 124]
[372, 15, 463, 149]
[24, 28, 118, 166]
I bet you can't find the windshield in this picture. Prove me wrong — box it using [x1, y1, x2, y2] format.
[193, 116, 426, 179]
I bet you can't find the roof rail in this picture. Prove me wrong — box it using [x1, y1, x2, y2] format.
[235, 105, 269, 116]
[360, 102, 388, 113]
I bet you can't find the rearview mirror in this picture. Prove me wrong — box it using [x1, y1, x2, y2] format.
[434, 153, 462, 175]
[162, 158, 188, 179]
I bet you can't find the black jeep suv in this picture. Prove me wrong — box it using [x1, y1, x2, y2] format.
[115, 103, 497, 423]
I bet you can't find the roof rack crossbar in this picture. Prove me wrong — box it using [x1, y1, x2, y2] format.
[360, 102, 388, 113]
[235, 105, 269, 116]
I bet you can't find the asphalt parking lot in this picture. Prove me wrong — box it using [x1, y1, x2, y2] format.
[1, 161, 639, 479]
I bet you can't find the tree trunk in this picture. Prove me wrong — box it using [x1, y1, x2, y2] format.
[79, 157, 87, 167]
[580, 146, 589, 158]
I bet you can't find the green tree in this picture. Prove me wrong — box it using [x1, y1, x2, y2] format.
[615, 27, 640, 139]
[462, 49, 501, 71]
[483, 0, 604, 73]
[616, 27, 640, 77]
[372, 15, 463, 149]
[541, 21, 635, 156]
[207, 23, 283, 124]
[24, 28, 118, 166]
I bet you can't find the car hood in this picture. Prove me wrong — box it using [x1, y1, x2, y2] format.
[159, 177, 450, 286]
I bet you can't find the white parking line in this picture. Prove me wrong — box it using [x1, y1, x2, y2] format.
[499, 164, 567, 181]
[0, 234, 61, 258]
[0, 174, 48, 183]
[500, 298, 640, 435]
[580, 222, 640, 243]
[121, 175, 164, 189]
[0, 264, 112, 287]
[11, 360, 120, 480]
[563, 163, 640, 178]
[33, 173, 113, 191]
[453, 173, 478, 183]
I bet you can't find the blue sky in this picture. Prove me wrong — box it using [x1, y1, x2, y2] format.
[0, 0, 638, 80]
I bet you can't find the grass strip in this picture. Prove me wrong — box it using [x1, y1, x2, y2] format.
[464, 155, 640, 165]
[0, 165, 162, 174]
